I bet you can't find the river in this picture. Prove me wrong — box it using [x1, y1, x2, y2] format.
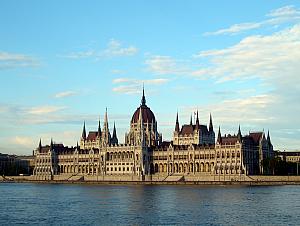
[0, 183, 299, 225]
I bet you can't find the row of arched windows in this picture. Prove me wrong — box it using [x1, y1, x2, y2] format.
[216, 151, 240, 159]
[59, 164, 100, 174]
[150, 162, 214, 174]
[106, 152, 137, 161]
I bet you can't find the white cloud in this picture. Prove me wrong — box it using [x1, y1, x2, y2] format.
[194, 24, 300, 82]
[113, 77, 168, 85]
[10, 136, 35, 148]
[0, 51, 39, 69]
[191, 24, 300, 150]
[101, 39, 138, 57]
[61, 39, 138, 59]
[112, 78, 169, 94]
[112, 78, 132, 84]
[204, 5, 300, 36]
[267, 5, 300, 18]
[54, 91, 77, 98]
[204, 23, 262, 36]
[145, 55, 189, 75]
[6, 131, 80, 154]
[27, 106, 66, 115]
[181, 94, 275, 126]
[0, 103, 92, 125]
[176, 92, 300, 150]
[112, 85, 141, 95]
[145, 78, 169, 85]
[62, 50, 95, 59]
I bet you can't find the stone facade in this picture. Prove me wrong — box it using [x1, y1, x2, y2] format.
[173, 112, 215, 146]
[33, 89, 274, 180]
[276, 151, 300, 163]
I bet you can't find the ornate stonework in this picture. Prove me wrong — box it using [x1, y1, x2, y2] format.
[33, 89, 274, 180]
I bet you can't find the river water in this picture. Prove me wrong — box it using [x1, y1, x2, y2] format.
[0, 183, 299, 225]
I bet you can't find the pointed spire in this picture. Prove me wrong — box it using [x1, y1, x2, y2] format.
[111, 121, 118, 145]
[209, 113, 213, 131]
[102, 108, 110, 145]
[76, 141, 79, 149]
[97, 116, 102, 137]
[217, 126, 222, 144]
[267, 130, 271, 143]
[104, 108, 108, 123]
[50, 138, 53, 150]
[195, 110, 200, 129]
[237, 125, 242, 141]
[112, 121, 117, 138]
[39, 138, 42, 150]
[190, 114, 193, 125]
[82, 121, 86, 140]
[103, 108, 109, 132]
[175, 112, 180, 132]
[141, 84, 146, 106]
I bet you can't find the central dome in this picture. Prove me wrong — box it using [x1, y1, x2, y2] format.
[131, 87, 156, 123]
[131, 105, 156, 123]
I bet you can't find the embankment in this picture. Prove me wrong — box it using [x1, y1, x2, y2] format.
[2, 175, 300, 186]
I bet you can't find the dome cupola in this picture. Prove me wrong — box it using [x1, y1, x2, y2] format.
[131, 87, 156, 124]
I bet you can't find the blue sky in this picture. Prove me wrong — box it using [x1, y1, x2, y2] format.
[1, 0, 300, 154]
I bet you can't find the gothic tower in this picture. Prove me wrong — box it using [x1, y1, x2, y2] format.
[125, 87, 162, 147]
[102, 108, 111, 146]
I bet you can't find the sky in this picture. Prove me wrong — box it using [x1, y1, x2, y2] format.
[1, 0, 300, 155]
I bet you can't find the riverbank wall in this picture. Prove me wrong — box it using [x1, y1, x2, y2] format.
[2, 174, 300, 185]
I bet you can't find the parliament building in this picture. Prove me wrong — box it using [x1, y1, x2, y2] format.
[33, 89, 274, 181]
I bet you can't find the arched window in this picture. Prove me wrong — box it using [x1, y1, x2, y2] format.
[154, 164, 158, 173]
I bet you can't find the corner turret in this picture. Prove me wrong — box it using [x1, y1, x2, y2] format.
[237, 125, 242, 142]
[209, 113, 213, 132]
[82, 121, 86, 140]
[175, 112, 180, 132]
[217, 126, 222, 144]
[195, 110, 200, 130]
[111, 121, 118, 145]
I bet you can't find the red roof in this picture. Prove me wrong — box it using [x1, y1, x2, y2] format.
[179, 124, 209, 135]
[38, 144, 75, 154]
[180, 125, 194, 135]
[86, 131, 98, 141]
[221, 136, 239, 145]
[249, 132, 263, 144]
[131, 105, 156, 123]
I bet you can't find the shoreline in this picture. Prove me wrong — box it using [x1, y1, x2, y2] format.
[2, 179, 300, 186]
[2, 175, 300, 186]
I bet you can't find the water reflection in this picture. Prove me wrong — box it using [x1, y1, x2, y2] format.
[0, 183, 300, 225]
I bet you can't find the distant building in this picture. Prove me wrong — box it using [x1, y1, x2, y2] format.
[276, 151, 300, 163]
[0, 153, 15, 175]
[33, 88, 274, 180]
[0, 153, 34, 176]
